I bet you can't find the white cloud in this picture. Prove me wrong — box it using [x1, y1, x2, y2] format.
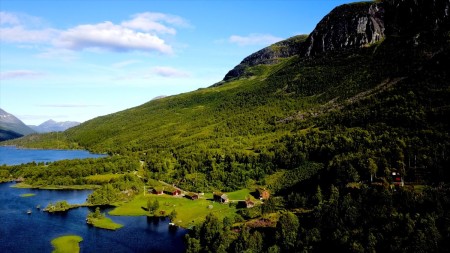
[0, 12, 57, 43]
[121, 12, 189, 34]
[229, 34, 283, 46]
[54, 21, 173, 54]
[0, 26, 57, 43]
[0, 11, 20, 25]
[152, 66, 190, 78]
[0, 70, 44, 80]
[1, 11, 187, 55]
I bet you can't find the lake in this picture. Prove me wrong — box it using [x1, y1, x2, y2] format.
[0, 146, 106, 165]
[0, 147, 187, 253]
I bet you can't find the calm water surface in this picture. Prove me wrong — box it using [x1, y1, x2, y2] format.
[0, 146, 106, 165]
[0, 147, 187, 252]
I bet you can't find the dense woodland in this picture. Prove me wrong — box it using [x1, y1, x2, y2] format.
[1, 0, 450, 252]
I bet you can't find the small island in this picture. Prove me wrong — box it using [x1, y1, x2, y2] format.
[20, 193, 36, 197]
[51, 235, 83, 253]
[86, 207, 123, 230]
[45, 200, 71, 212]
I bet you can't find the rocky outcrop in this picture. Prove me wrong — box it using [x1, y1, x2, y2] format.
[303, 2, 385, 57]
[220, 0, 450, 83]
[222, 35, 308, 82]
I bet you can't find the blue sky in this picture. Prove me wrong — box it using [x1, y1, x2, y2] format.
[1, 0, 357, 125]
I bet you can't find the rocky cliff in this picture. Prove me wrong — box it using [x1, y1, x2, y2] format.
[303, 2, 385, 56]
[221, 1, 385, 82]
[221, 0, 450, 82]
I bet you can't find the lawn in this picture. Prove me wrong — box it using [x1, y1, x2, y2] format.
[109, 193, 238, 228]
[51, 235, 83, 253]
[226, 189, 252, 201]
[88, 217, 123, 230]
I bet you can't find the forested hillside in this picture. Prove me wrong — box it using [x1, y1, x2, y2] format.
[3, 0, 450, 251]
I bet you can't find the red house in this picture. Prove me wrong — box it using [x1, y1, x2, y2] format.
[172, 189, 182, 196]
[186, 192, 199, 200]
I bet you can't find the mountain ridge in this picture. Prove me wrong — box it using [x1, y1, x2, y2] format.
[0, 108, 36, 141]
[29, 119, 80, 133]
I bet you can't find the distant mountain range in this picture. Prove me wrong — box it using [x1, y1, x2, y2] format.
[29, 119, 80, 133]
[0, 108, 36, 141]
[0, 108, 81, 141]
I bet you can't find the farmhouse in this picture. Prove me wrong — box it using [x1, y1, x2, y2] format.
[172, 189, 182, 196]
[186, 192, 199, 200]
[245, 199, 255, 208]
[213, 192, 229, 204]
[153, 187, 164, 195]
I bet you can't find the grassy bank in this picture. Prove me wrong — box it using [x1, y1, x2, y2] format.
[51, 235, 83, 253]
[110, 193, 238, 228]
[87, 216, 123, 230]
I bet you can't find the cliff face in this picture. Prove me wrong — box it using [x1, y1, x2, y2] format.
[220, 0, 450, 83]
[221, 2, 385, 82]
[303, 2, 385, 56]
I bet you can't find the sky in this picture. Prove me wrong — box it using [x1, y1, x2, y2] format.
[1, 0, 356, 125]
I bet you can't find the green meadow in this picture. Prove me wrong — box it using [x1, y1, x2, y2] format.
[109, 191, 245, 228]
[51, 235, 82, 253]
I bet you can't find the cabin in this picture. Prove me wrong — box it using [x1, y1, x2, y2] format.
[257, 188, 270, 200]
[153, 187, 164, 195]
[245, 199, 255, 208]
[163, 186, 182, 196]
[186, 192, 199, 200]
[213, 192, 229, 204]
[172, 189, 182, 196]
[15, 177, 25, 183]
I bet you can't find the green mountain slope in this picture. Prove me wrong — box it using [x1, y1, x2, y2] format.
[5, 0, 450, 188]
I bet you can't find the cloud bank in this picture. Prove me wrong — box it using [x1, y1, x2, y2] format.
[0, 11, 188, 54]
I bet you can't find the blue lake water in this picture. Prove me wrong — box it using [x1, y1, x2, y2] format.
[0, 147, 187, 252]
[0, 146, 107, 165]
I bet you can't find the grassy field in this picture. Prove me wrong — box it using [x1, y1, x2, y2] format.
[226, 189, 252, 200]
[51, 235, 83, 253]
[110, 193, 238, 228]
[20, 193, 36, 197]
[88, 217, 123, 230]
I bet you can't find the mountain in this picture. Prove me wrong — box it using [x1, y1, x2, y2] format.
[6, 0, 450, 184]
[30, 119, 80, 133]
[0, 108, 36, 141]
